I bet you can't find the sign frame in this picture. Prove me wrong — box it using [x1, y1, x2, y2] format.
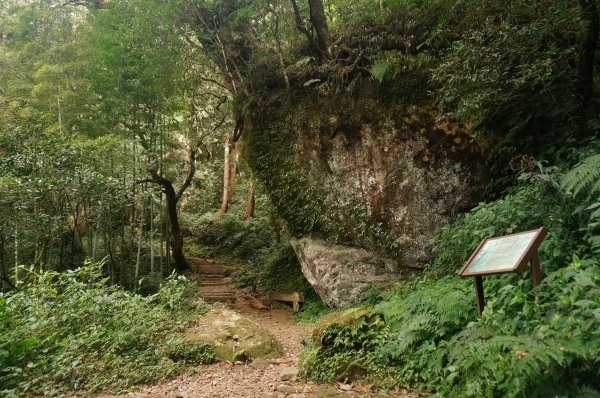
[459, 227, 547, 315]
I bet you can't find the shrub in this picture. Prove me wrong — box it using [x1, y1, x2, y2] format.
[182, 212, 275, 261]
[430, 165, 587, 275]
[233, 242, 311, 293]
[387, 257, 600, 397]
[301, 151, 600, 396]
[0, 261, 214, 396]
[299, 308, 389, 383]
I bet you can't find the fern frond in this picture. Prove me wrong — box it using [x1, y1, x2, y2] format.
[562, 154, 600, 198]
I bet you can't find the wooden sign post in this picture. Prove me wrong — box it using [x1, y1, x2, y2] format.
[459, 228, 547, 315]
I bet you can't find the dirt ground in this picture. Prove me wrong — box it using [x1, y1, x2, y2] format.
[92, 303, 417, 398]
[88, 258, 419, 398]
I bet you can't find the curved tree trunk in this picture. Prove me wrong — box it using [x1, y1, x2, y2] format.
[137, 130, 198, 274]
[308, 0, 331, 58]
[163, 180, 188, 273]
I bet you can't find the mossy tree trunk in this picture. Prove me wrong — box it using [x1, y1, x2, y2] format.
[308, 0, 331, 58]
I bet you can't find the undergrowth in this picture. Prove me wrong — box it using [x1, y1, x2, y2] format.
[0, 261, 214, 396]
[182, 211, 315, 295]
[299, 150, 600, 397]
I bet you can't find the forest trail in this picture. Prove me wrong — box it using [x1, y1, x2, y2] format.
[187, 257, 237, 305]
[95, 258, 417, 398]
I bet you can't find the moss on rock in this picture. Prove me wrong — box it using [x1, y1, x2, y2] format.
[186, 305, 283, 361]
[299, 307, 388, 382]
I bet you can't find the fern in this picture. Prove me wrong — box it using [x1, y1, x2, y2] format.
[370, 59, 392, 83]
[562, 154, 600, 198]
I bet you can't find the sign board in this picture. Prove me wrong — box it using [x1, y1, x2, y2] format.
[460, 228, 547, 315]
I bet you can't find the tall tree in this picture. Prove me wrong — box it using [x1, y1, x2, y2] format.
[291, 0, 331, 58]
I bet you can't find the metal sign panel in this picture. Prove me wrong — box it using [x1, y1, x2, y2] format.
[459, 227, 547, 315]
[460, 228, 547, 277]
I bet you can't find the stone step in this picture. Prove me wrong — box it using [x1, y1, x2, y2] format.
[202, 290, 235, 294]
[201, 286, 234, 291]
[202, 274, 226, 279]
[202, 291, 236, 297]
[200, 278, 231, 286]
[203, 293, 236, 298]
[187, 256, 238, 305]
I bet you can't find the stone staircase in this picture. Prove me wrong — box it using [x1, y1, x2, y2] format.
[188, 257, 237, 304]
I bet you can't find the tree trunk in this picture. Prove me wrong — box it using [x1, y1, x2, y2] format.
[308, 0, 331, 58]
[135, 192, 144, 281]
[150, 192, 155, 274]
[160, 193, 164, 276]
[220, 136, 231, 214]
[229, 143, 238, 199]
[579, 0, 599, 108]
[290, 0, 323, 58]
[242, 174, 255, 221]
[92, 227, 98, 260]
[163, 180, 188, 273]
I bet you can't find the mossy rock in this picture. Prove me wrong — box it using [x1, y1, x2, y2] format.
[307, 307, 372, 342]
[185, 305, 283, 361]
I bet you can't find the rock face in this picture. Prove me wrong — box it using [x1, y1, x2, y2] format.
[291, 237, 406, 307]
[186, 305, 283, 361]
[247, 86, 486, 302]
[292, 105, 484, 268]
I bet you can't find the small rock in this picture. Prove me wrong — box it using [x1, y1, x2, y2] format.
[277, 384, 297, 394]
[290, 394, 306, 398]
[279, 366, 299, 381]
[313, 386, 339, 398]
[338, 382, 352, 391]
[250, 358, 269, 370]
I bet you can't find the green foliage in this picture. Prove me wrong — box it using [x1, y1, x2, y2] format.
[302, 258, 600, 397]
[424, 257, 600, 397]
[0, 261, 214, 396]
[562, 152, 600, 253]
[239, 241, 310, 293]
[369, 59, 393, 83]
[182, 212, 275, 261]
[431, 167, 586, 274]
[299, 308, 389, 382]
[562, 154, 600, 199]
[294, 298, 333, 323]
[376, 276, 473, 356]
[301, 153, 600, 396]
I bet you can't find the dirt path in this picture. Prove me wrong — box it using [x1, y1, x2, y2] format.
[187, 257, 236, 305]
[99, 259, 417, 398]
[118, 306, 415, 398]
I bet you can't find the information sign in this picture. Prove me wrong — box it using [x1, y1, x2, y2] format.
[459, 228, 547, 315]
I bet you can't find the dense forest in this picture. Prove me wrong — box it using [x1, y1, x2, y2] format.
[1, 0, 599, 397]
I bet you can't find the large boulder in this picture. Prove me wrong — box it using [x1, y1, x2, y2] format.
[247, 93, 485, 270]
[186, 305, 282, 361]
[291, 237, 407, 308]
